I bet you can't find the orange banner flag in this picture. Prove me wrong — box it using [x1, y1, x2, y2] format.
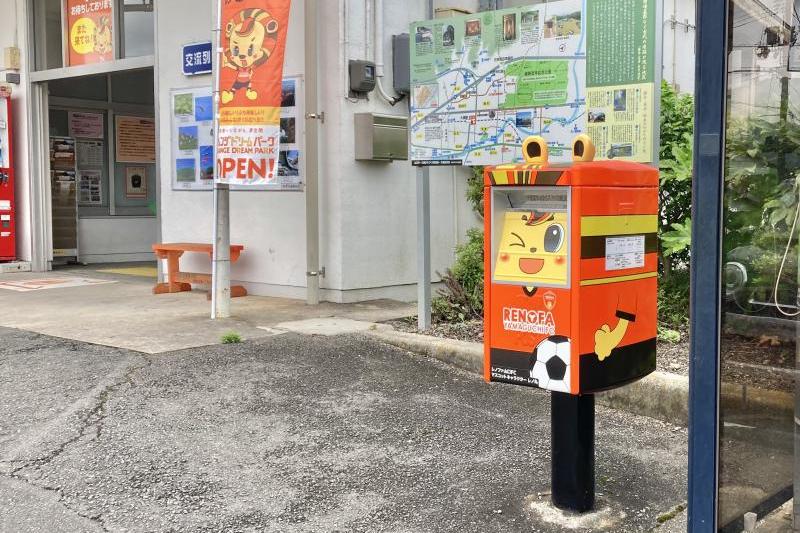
[216, 0, 292, 186]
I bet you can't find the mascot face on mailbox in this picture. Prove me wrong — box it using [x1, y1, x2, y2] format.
[494, 210, 569, 286]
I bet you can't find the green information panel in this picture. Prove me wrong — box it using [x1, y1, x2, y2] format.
[587, 0, 656, 87]
[409, 0, 658, 166]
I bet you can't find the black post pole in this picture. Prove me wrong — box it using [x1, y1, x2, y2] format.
[551, 391, 595, 513]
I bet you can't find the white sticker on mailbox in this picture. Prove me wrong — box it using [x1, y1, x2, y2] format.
[0, 215, 9, 221]
[606, 235, 645, 271]
[0, 201, 9, 210]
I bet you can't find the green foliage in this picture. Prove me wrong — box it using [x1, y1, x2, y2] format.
[659, 82, 695, 267]
[432, 229, 484, 322]
[722, 117, 800, 308]
[221, 331, 243, 344]
[725, 118, 800, 248]
[657, 325, 682, 344]
[661, 218, 692, 258]
[466, 166, 485, 218]
[658, 269, 690, 328]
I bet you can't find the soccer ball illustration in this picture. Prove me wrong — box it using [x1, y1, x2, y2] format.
[529, 335, 571, 393]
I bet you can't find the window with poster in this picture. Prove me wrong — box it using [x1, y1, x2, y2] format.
[31, 0, 154, 72]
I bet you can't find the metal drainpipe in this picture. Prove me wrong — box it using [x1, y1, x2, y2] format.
[305, 0, 322, 305]
[672, 0, 677, 87]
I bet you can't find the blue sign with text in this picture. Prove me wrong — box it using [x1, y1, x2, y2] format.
[182, 42, 213, 76]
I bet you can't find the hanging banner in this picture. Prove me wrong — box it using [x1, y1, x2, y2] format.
[65, 0, 114, 66]
[216, 1, 292, 187]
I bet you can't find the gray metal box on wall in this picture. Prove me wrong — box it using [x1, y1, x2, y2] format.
[354, 113, 408, 161]
[392, 33, 410, 95]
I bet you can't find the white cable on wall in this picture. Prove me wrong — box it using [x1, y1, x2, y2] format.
[773, 196, 800, 317]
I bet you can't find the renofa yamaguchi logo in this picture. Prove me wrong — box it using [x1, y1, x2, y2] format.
[502, 306, 556, 335]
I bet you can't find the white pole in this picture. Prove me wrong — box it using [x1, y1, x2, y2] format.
[211, 0, 231, 319]
[305, 0, 321, 305]
[416, 166, 431, 330]
[416, 0, 434, 331]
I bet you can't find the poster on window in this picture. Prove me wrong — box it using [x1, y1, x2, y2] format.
[78, 170, 103, 206]
[76, 140, 105, 168]
[216, 0, 292, 188]
[115, 116, 156, 163]
[125, 167, 147, 199]
[69, 112, 104, 139]
[65, 0, 114, 66]
[170, 76, 303, 191]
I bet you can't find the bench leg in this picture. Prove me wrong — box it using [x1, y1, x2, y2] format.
[231, 285, 248, 298]
[153, 251, 192, 295]
[205, 285, 248, 300]
[153, 282, 192, 295]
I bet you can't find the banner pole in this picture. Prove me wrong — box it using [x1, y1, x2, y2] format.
[211, 0, 231, 319]
[415, 0, 434, 332]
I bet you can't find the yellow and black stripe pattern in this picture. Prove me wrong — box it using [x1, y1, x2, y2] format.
[579, 214, 658, 286]
[487, 168, 565, 186]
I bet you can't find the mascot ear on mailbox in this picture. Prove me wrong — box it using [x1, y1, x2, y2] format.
[572, 134, 596, 163]
[522, 136, 549, 165]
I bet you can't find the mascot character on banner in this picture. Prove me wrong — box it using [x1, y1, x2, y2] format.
[216, 1, 291, 187]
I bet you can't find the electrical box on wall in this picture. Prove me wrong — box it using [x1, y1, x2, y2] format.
[3, 47, 20, 71]
[349, 60, 377, 96]
[392, 34, 410, 96]
[354, 113, 408, 161]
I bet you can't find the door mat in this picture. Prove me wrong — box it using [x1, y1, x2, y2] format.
[0, 277, 116, 292]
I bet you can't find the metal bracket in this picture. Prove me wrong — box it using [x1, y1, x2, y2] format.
[306, 267, 326, 278]
[306, 112, 325, 124]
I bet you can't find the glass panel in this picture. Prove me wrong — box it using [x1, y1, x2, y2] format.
[110, 69, 154, 105]
[121, 0, 154, 58]
[33, 0, 64, 70]
[49, 74, 109, 101]
[719, 0, 800, 530]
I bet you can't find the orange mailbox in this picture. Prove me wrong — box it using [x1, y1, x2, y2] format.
[483, 135, 658, 395]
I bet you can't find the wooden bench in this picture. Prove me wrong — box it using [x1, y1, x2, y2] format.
[152, 243, 247, 299]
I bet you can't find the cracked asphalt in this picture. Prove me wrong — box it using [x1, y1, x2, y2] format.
[0, 326, 688, 532]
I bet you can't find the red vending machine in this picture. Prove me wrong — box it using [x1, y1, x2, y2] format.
[0, 96, 15, 262]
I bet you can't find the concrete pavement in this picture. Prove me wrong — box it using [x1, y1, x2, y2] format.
[0, 266, 414, 353]
[0, 326, 688, 532]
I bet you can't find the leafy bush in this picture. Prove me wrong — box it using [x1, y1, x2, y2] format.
[659, 81, 695, 268]
[657, 325, 682, 344]
[722, 117, 800, 313]
[658, 269, 690, 328]
[432, 229, 484, 322]
[466, 166, 485, 218]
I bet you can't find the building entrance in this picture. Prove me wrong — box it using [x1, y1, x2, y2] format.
[45, 69, 157, 265]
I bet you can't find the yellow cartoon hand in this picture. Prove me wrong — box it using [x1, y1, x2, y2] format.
[594, 319, 630, 361]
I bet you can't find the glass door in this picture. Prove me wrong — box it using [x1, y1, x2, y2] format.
[719, 0, 800, 530]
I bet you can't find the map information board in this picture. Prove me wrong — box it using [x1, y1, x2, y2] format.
[409, 0, 657, 166]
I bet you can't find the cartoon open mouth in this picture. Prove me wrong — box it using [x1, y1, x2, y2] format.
[519, 258, 544, 274]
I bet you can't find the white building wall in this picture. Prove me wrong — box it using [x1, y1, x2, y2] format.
[155, 0, 481, 302]
[156, 0, 311, 299]
[78, 217, 159, 264]
[662, 0, 697, 94]
[329, 0, 482, 299]
[0, 0, 32, 262]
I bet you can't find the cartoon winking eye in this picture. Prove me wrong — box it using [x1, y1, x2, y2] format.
[494, 211, 568, 285]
